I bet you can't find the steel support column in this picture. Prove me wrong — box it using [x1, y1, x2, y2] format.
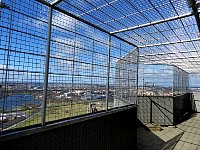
[136, 47, 139, 105]
[189, 0, 200, 33]
[41, 7, 52, 126]
[106, 34, 111, 111]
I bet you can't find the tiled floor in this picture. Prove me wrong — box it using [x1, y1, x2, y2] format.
[137, 113, 200, 150]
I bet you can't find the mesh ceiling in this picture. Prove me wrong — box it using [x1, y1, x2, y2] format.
[40, 0, 200, 73]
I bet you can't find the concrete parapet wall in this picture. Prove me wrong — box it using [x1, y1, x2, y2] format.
[191, 93, 200, 112]
[0, 107, 137, 150]
[138, 93, 191, 125]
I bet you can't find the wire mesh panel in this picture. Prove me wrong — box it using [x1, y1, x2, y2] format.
[0, 0, 48, 131]
[189, 73, 200, 92]
[0, 0, 198, 140]
[39, 0, 200, 75]
[173, 66, 189, 95]
[0, 0, 138, 133]
[138, 63, 189, 96]
[138, 64, 173, 96]
[44, 9, 109, 123]
[109, 37, 138, 108]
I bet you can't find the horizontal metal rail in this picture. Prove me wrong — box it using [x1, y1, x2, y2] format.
[111, 12, 200, 34]
[139, 38, 200, 48]
[0, 105, 136, 142]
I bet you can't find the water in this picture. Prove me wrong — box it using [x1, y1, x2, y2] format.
[0, 94, 41, 111]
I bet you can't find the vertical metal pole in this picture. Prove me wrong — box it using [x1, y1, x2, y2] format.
[70, 21, 76, 118]
[118, 43, 122, 108]
[142, 63, 144, 96]
[90, 34, 95, 113]
[41, 7, 52, 126]
[150, 99, 152, 123]
[172, 66, 174, 96]
[106, 34, 111, 112]
[70, 40, 75, 118]
[136, 48, 139, 105]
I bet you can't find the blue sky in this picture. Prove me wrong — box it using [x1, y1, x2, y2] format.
[138, 64, 174, 87]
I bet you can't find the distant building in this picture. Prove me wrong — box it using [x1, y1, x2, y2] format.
[81, 92, 106, 100]
[64, 92, 76, 97]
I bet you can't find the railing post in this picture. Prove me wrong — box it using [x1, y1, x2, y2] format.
[150, 99, 152, 123]
[41, 6, 52, 126]
[136, 47, 139, 105]
[172, 66, 174, 96]
[106, 34, 111, 112]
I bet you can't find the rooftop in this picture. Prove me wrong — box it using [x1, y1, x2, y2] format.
[138, 113, 200, 150]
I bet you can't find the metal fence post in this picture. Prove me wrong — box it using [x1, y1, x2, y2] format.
[136, 47, 139, 105]
[41, 6, 52, 126]
[106, 34, 111, 112]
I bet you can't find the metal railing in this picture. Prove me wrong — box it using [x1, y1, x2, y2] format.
[0, 0, 138, 133]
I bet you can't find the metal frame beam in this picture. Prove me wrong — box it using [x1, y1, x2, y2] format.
[136, 47, 139, 106]
[189, 0, 200, 33]
[36, 0, 51, 6]
[51, 0, 63, 6]
[41, 6, 53, 126]
[106, 34, 111, 112]
[111, 12, 200, 34]
[138, 38, 200, 48]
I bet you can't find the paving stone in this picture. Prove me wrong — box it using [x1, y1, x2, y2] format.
[174, 141, 184, 149]
[137, 113, 200, 150]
